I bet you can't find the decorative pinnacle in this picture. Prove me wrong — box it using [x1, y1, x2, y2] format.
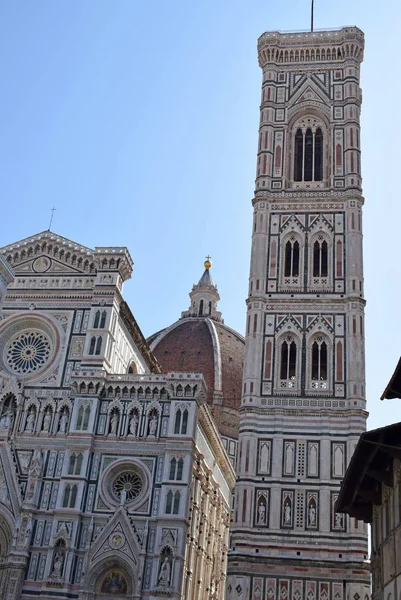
[204, 256, 212, 270]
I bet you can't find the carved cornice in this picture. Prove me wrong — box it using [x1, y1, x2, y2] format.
[0, 256, 14, 285]
[239, 407, 368, 419]
[198, 404, 236, 490]
[253, 188, 364, 206]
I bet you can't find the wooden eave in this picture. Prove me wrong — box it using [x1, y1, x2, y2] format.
[337, 422, 401, 522]
[381, 357, 401, 400]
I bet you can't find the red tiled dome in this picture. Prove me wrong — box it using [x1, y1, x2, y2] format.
[147, 317, 244, 439]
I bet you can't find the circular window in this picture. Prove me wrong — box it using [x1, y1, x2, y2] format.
[6, 331, 51, 375]
[100, 459, 150, 510]
[0, 314, 62, 381]
[113, 471, 142, 502]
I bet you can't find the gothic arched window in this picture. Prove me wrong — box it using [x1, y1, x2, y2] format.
[68, 453, 77, 475]
[311, 339, 328, 382]
[95, 337, 102, 356]
[294, 128, 303, 181]
[70, 484, 77, 508]
[62, 485, 70, 508]
[294, 127, 324, 182]
[82, 406, 90, 431]
[100, 310, 107, 328]
[313, 238, 328, 277]
[89, 336, 96, 355]
[181, 409, 188, 434]
[284, 239, 300, 277]
[169, 458, 177, 480]
[76, 453, 83, 475]
[177, 458, 184, 481]
[173, 491, 180, 514]
[174, 410, 181, 434]
[166, 490, 173, 514]
[280, 337, 297, 381]
[76, 406, 84, 430]
[93, 310, 100, 329]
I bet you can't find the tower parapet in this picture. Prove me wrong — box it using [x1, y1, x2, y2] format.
[258, 27, 364, 67]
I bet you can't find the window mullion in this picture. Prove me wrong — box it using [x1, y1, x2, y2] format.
[302, 132, 306, 182]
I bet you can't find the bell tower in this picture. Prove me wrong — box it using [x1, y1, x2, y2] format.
[227, 27, 370, 600]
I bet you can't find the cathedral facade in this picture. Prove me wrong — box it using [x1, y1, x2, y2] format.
[0, 232, 234, 600]
[227, 27, 370, 600]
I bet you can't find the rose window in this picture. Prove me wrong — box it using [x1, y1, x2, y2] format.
[6, 332, 51, 374]
[112, 471, 142, 502]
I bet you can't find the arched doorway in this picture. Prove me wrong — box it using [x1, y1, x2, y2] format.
[84, 559, 134, 600]
[98, 569, 128, 596]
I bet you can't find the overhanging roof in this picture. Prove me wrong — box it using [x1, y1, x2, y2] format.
[381, 357, 401, 399]
[337, 421, 401, 522]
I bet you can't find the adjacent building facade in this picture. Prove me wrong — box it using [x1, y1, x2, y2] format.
[0, 231, 234, 600]
[227, 27, 370, 599]
[338, 359, 401, 600]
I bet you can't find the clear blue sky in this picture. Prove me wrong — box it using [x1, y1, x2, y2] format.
[0, 1, 399, 430]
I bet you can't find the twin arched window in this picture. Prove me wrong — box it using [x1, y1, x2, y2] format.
[89, 336, 102, 356]
[294, 127, 323, 182]
[166, 490, 180, 514]
[174, 409, 188, 435]
[68, 452, 83, 475]
[62, 484, 78, 508]
[169, 458, 184, 481]
[278, 335, 329, 389]
[94, 310, 107, 329]
[76, 405, 90, 431]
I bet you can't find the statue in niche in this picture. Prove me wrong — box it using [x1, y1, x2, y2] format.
[52, 552, 64, 578]
[284, 499, 291, 524]
[259, 442, 270, 473]
[129, 413, 139, 436]
[148, 413, 158, 436]
[0, 409, 14, 431]
[25, 409, 35, 433]
[284, 442, 294, 475]
[109, 411, 119, 435]
[42, 410, 51, 432]
[59, 410, 68, 434]
[158, 557, 171, 586]
[308, 502, 316, 526]
[257, 497, 266, 524]
[335, 512, 343, 528]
